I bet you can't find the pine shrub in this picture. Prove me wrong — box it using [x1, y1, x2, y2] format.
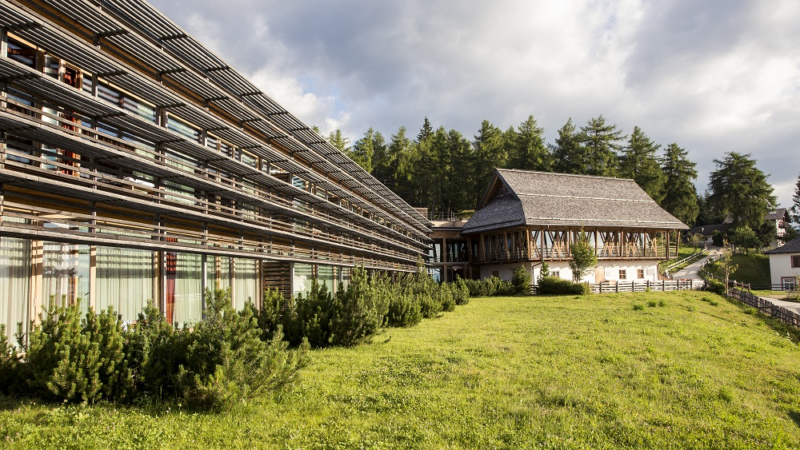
[538, 277, 589, 295]
[512, 265, 532, 295]
[386, 293, 422, 327]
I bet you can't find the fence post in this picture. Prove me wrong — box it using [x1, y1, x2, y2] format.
[662, 280, 665, 291]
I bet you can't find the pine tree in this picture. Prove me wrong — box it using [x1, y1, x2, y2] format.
[551, 118, 584, 174]
[510, 115, 551, 171]
[660, 143, 699, 226]
[369, 130, 390, 183]
[417, 117, 433, 142]
[350, 128, 377, 172]
[707, 152, 776, 231]
[473, 120, 506, 203]
[619, 126, 664, 202]
[578, 115, 624, 177]
[387, 127, 412, 194]
[793, 172, 800, 223]
[327, 129, 350, 154]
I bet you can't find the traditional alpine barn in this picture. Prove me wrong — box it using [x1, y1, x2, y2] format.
[0, 0, 430, 339]
[460, 169, 688, 283]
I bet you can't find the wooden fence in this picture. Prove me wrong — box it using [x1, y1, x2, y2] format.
[589, 279, 699, 294]
[728, 287, 800, 329]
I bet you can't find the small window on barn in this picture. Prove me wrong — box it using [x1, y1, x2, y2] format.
[637, 269, 645, 279]
[491, 271, 500, 278]
[792, 256, 800, 268]
[551, 270, 560, 279]
[619, 269, 627, 280]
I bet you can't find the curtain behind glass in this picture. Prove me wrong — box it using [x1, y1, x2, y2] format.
[233, 258, 258, 311]
[42, 242, 89, 315]
[174, 253, 202, 326]
[318, 265, 334, 295]
[0, 237, 30, 344]
[96, 246, 153, 322]
[292, 263, 313, 298]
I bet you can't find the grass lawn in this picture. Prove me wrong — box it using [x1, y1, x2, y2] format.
[2, 292, 800, 449]
[750, 290, 800, 302]
[704, 253, 772, 287]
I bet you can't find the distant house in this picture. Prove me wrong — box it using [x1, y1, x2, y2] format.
[766, 208, 791, 247]
[689, 208, 790, 248]
[765, 237, 800, 290]
[458, 169, 688, 284]
[688, 223, 730, 245]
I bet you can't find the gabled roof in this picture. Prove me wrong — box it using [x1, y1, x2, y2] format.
[462, 169, 689, 234]
[765, 237, 800, 254]
[766, 208, 789, 221]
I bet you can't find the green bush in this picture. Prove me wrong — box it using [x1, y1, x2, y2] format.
[512, 265, 532, 295]
[538, 277, 590, 295]
[453, 276, 470, 305]
[712, 230, 725, 247]
[705, 279, 726, 296]
[386, 293, 422, 327]
[174, 288, 310, 410]
[632, 304, 645, 311]
[0, 326, 21, 395]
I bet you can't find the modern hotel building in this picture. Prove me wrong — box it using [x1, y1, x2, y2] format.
[0, 0, 430, 339]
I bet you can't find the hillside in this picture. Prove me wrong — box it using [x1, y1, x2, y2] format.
[1, 292, 799, 449]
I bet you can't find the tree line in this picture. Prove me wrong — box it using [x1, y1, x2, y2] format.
[326, 115, 785, 231]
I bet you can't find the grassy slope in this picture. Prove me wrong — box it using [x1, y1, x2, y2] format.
[705, 253, 772, 286]
[2, 292, 800, 449]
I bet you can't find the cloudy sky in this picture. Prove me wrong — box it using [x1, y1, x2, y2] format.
[149, 0, 800, 208]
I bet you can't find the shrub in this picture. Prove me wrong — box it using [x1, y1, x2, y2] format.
[453, 276, 470, 305]
[0, 326, 21, 395]
[386, 292, 422, 327]
[26, 299, 108, 403]
[705, 279, 726, 296]
[632, 304, 645, 311]
[174, 288, 310, 410]
[438, 283, 456, 312]
[647, 301, 657, 308]
[538, 277, 590, 295]
[657, 300, 666, 307]
[712, 230, 725, 247]
[512, 265, 532, 295]
[329, 267, 383, 347]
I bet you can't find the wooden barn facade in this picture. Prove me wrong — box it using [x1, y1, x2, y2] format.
[452, 169, 688, 283]
[0, 0, 430, 338]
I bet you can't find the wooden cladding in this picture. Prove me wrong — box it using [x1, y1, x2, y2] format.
[469, 227, 675, 265]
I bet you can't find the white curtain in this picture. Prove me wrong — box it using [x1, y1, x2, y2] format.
[0, 237, 30, 344]
[318, 265, 334, 295]
[233, 258, 258, 310]
[173, 253, 203, 325]
[292, 263, 313, 298]
[42, 242, 90, 315]
[96, 246, 153, 322]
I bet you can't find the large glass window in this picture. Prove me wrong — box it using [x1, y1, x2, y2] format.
[166, 252, 203, 327]
[318, 265, 335, 295]
[96, 246, 153, 322]
[292, 263, 313, 298]
[7, 37, 36, 68]
[167, 116, 200, 142]
[42, 242, 90, 315]
[234, 258, 258, 310]
[0, 237, 30, 343]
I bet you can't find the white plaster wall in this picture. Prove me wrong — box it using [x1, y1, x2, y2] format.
[482, 261, 660, 284]
[769, 254, 800, 285]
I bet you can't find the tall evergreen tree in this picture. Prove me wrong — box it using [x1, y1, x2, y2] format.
[386, 127, 412, 193]
[445, 129, 474, 212]
[619, 126, 664, 202]
[509, 115, 551, 171]
[793, 172, 800, 223]
[708, 152, 776, 231]
[551, 118, 584, 174]
[578, 115, 624, 177]
[327, 129, 350, 154]
[473, 120, 506, 205]
[350, 128, 381, 173]
[417, 117, 433, 142]
[660, 143, 699, 226]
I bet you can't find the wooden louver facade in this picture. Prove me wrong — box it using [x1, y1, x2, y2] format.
[0, 0, 430, 337]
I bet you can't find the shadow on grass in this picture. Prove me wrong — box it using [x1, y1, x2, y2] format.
[789, 411, 800, 429]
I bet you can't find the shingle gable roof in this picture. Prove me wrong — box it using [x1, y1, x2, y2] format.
[463, 169, 689, 234]
[765, 237, 800, 254]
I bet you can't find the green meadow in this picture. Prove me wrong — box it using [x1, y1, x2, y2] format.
[2, 291, 799, 449]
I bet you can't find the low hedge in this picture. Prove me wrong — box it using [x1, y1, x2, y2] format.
[538, 277, 590, 295]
